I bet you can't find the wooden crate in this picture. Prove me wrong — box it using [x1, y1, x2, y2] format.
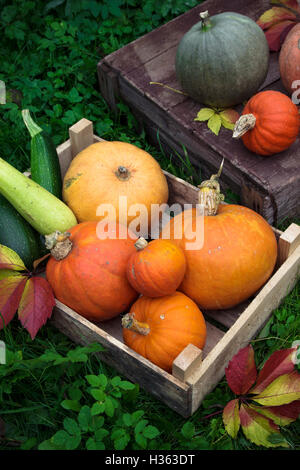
[46, 118, 300, 418]
[97, 0, 300, 226]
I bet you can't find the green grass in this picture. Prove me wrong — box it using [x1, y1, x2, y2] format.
[0, 0, 299, 451]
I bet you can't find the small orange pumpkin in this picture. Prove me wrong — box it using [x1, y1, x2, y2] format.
[233, 90, 300, 155]
[126, 237, 186, 297]
[279, 24, 300, 95]
[46, 221, 138, 322]
[160, 165, 278, 310]
[122, 292, 207, 372]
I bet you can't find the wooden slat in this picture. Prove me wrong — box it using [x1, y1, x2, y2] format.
[189, 244, 300, 413]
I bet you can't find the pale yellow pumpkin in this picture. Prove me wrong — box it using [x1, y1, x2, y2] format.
[62, 141, 169, 227]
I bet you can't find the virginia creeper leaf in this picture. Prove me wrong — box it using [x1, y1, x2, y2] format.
[250, 348, 297, 394]
[18, 276, 55, 339]
[249, 401, 300, 426]
[264, 20, 297, 50]
[222, 399, 240, 438]
[257, 6, 296, 30]
[207, 113, 222, 136]
[257, 1, 300, 51]
[0, 244, 27, 271]
[0, 274, 27, 329]
[225, 345, 257, 395]
[253, 370, 300, 406]
[239, 403, 287, 448]
[194, 108, 215, 122]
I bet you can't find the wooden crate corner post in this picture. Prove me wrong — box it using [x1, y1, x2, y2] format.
[172, 344, 203, 383]
[69, 118, 94, 158]
[278, 223, 300, 267]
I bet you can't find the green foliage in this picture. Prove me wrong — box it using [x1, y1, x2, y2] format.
[0, 0, 199, 173]
[0, 0, 299, 452]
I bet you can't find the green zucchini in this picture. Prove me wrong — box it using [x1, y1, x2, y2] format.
[0, 157, 77, 235]
[22, 109, 62, 199]
[0, 194, 43, 269]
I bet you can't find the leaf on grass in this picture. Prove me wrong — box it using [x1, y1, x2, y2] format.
[222, 399, 240, 439]
[18, 276, 55, 339]
[253, 370, 300, 406]
[249, 401, 300, 426]
[0, 274, 27, 329]
[250, 348, 297, 394]
[225, 345, 257, 395]
[239, 403, 287, 448]
[0, 244, 27, 271]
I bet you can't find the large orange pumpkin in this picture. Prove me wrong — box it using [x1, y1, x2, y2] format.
[160, 169, 278, 310]
[279, 24, 300, 95]
[233, 90, 300, 155]
[122, 292, 207, 372]
[62, 141, 169, 230]
[126, 237, 186, 297]
[46, 221, 139, 322]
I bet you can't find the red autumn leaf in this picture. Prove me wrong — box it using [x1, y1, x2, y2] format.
[239, 403, 287, 448]
[18, 276, 55, 340]
[257, 0, 300, 51]
[249, 400, 300, 426]
[0, 274, 27, 329]
[0, 244, 27, 271]
[250, 348, 297, 394]
[257, 6, 296, 30]
[222, 399, 240, 438]
[265, 19, 297, 50]
[225, 345, 257, 395]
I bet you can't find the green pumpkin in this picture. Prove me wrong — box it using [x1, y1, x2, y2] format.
[175, 11, 270, 108]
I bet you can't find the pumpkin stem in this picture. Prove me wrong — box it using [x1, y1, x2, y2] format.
[198, 159, 225, 216]
[116, 166, 131, 181]
[22, 109, 43, 138]
[200, 10, 212, 29]
[45, 231, 72, 261]
[134, 237, 148, 251]
[232, 113, 256, 139]
[122, 313, 150, 336]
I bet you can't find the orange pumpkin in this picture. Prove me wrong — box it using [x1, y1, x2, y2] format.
[279, 24, 300, 95]
[62, 141, 169, 229]
[122, 292, 206, 372]
[46, 221, 139, 322]
[233, 90, 300, 155]
[126, 237, 186, 297]
[160, 167, 278, 310]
